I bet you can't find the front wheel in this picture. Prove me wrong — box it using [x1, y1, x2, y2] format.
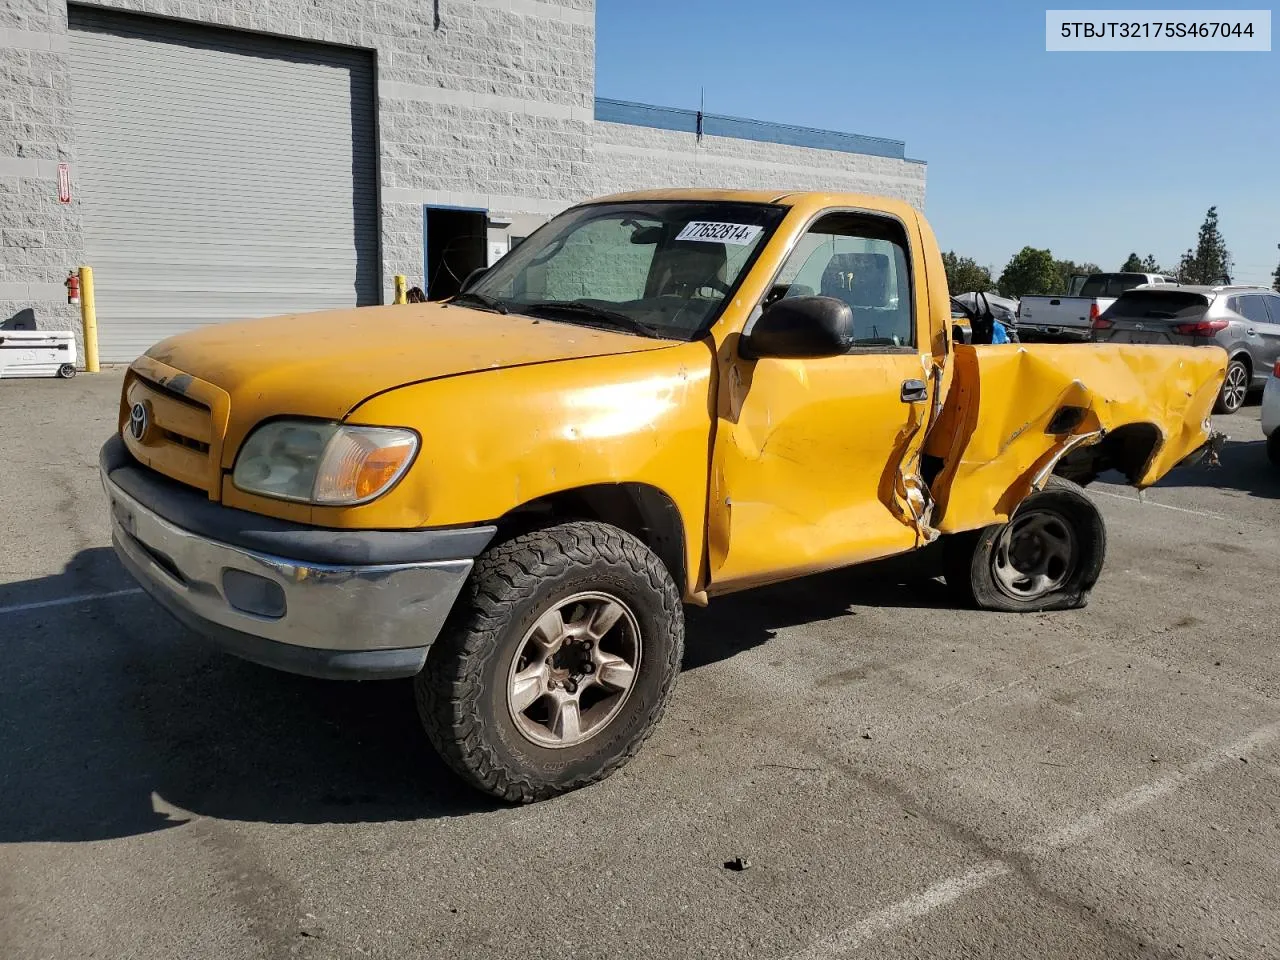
[415, 521, 684, 803]
[56, 363, 77, 379]
[944, 476, 1106, 612]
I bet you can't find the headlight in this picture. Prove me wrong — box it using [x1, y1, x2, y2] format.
[232, 420, 418, 505]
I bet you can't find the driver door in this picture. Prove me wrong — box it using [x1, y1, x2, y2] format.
[707, 209, 935, 592]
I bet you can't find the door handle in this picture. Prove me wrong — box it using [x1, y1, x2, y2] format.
[1247, 328, 1256, 336]
[901, 379, 928, 403]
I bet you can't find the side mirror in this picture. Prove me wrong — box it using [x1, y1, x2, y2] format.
[461, 266, 489, 292]
[739, 296, 854, 360]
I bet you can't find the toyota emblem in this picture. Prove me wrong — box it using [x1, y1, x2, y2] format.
[128, 401, 150, 441]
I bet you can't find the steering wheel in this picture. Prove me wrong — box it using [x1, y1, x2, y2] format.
[661, 274, 731, 298]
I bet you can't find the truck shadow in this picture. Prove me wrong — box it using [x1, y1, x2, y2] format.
[0, 545, 947, 843]
[1151, 437, 1279, 500]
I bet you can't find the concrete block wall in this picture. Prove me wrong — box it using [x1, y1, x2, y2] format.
[593, 121, 928, 210]
[0, 14, 83, 339]
[1, 0, 597, 343]
[2, 0, 929, 354]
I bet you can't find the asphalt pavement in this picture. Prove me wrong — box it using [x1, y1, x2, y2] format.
[2, 369, 1278, 960]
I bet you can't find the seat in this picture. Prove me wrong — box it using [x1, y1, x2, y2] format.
[647, 241, 728, 299]
[819, 252, 903, 343]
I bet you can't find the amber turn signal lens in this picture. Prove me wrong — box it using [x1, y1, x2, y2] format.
[312, 427, 418, 505]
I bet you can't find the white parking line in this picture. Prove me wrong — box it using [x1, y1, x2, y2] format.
[785, 863, 1013, 960]
[0, 587, 143, 617]
[783, 717, 1280, 960]
[1089, 488, 1230, 521]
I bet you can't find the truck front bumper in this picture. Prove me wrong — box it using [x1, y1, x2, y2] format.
[101, 437, 494, 680]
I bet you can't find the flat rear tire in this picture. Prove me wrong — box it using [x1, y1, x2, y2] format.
[944, 476, 1106, 612]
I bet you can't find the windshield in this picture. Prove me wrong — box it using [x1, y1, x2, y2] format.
[463, 201, 787, 340]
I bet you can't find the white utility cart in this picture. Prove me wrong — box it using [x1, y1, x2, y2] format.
[0, 330, 78, 379]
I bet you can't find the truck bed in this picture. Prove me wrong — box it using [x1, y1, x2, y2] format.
[925, 342, 1226, 534]
[1016, 295, 1104, 340]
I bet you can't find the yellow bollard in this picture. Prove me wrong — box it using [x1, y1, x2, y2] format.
[79, 265, 99, 373]
[394, 274, 407, 305]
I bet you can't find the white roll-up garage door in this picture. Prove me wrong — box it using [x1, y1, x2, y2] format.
[68, 7, 380, 362]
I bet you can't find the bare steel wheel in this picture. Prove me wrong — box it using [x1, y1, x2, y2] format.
[944, 476, 1106, 613]
[506, 592, 641, 748]
[415, 521, 684, 803]
[991, 509, 1076, 601]
[1215, 359, 1248, 414]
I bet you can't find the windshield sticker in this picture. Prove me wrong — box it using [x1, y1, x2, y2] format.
[675, 221, 763, 245]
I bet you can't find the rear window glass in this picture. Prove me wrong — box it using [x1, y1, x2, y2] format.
[1079, 274, 1150, 298]
[1101, 291, 1210, 320]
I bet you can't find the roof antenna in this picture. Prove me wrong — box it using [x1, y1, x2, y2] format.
[696, 87, 704, 143]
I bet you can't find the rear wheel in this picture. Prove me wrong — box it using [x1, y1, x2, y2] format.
[1214, 359, 1249, 414]
[56, 363, 76, 379]
[415, 521, 684, 803]
[945, 476, 1106, 612]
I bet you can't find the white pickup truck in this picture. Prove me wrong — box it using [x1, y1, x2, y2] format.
[1017, 272, 1179, 341]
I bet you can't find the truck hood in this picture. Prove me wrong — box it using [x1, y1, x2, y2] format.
[143, 301, 674, 420]
[133, 302, 675, 475]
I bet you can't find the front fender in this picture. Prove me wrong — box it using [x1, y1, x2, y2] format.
[344, 341, 717, 593]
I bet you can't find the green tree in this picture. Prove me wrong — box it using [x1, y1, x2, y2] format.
[999, 247, 1060, 298]
[1272, 257, 1280, 293]
[1141, 254, 1164, 273]
[1177, 206, 1233, 284]
[1121, 252, 1144, 272]
[1055, 259, 1101, 293]
[940, 251, 993, 294]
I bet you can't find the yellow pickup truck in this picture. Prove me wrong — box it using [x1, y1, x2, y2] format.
[101, 189, 1225, 802]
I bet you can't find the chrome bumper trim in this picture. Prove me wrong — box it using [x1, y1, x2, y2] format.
[103, 468, 473, 656]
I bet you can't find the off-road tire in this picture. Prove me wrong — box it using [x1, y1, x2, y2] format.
[1214, 359, 1249, 414]
[415, 521, 684, 803]
[943, 476, 1106, 612]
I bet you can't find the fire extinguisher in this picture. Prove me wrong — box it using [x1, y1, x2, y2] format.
[66, 271, 80, 305]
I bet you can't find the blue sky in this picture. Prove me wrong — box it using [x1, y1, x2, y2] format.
[595, 1, 1279, 285]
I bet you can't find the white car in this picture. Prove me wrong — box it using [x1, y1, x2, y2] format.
[1263, 361, 1280, 466]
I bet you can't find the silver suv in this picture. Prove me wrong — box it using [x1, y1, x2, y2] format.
[1091, 285, 1280, 413]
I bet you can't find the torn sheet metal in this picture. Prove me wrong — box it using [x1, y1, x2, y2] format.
[925, 343, 1226, 534]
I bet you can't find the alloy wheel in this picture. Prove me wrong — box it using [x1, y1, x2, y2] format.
[506, 591, 642, 748]
[1222, 363, 1248, 412]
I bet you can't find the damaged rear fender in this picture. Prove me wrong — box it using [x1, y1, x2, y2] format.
[925, 344, 1224, 535]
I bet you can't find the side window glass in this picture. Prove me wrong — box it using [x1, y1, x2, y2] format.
[774, 213, 913, 348]
[1261, 295, 1280, 324]
[1237, 296, 1269, 325]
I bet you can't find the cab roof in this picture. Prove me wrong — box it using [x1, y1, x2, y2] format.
[580, 188, 918, 219]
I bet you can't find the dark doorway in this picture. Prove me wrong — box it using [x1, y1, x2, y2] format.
[424, 207, 487, 301]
